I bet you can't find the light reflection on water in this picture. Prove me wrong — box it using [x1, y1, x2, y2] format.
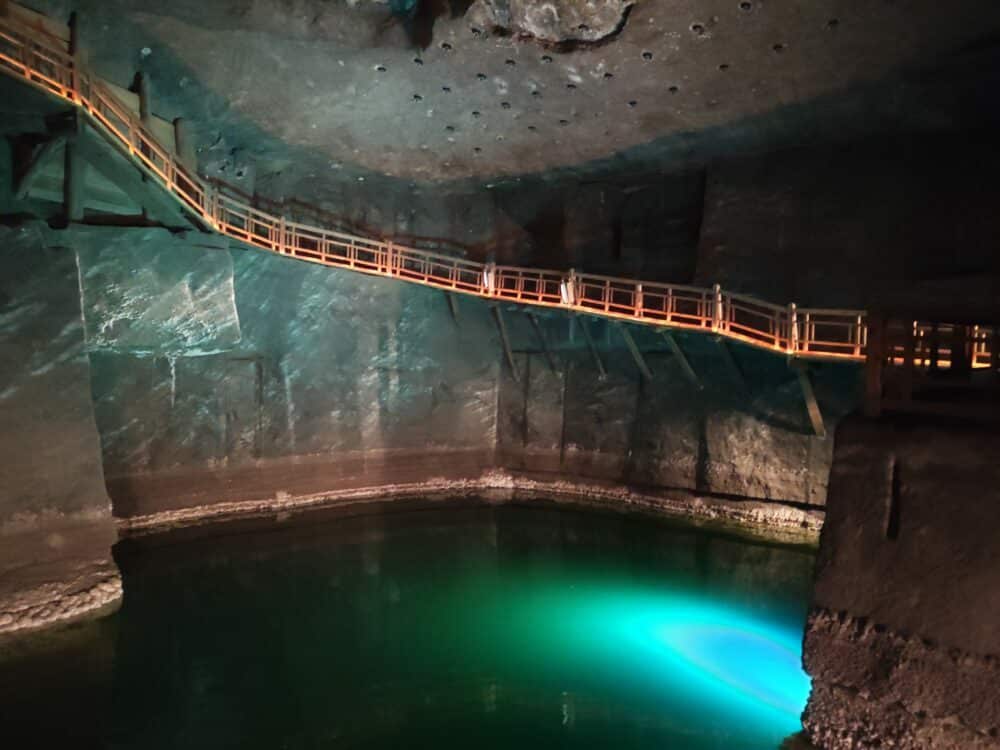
[1, 502, 815, 749]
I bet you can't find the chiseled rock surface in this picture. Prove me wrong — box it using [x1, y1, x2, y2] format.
[89, 235, 501, 483]
[803, 416, 1000, 748]
[497, 318, 858, 507]
[0, 225, 120, 634]
[70, 225, 241, 354]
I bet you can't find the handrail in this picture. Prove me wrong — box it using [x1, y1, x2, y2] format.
[0, 7, 993, 369]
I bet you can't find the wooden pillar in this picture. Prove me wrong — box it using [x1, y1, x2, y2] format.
[864, 314, 885, 418]
[951, 324, 971, 375]
[173, 117, 197, 170]
[900, 320, 915, 404]
[991, 326, 999, 377]
[137, 72, 152, 126]
[63, 114, 85, 223]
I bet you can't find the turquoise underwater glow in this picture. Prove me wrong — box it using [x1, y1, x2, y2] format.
[470, 572, 813, 744]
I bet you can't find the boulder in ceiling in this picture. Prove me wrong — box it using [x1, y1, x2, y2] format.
[466, 0, 635, 44]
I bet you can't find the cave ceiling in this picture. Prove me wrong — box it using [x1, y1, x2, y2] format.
[21, 0, 1000, 189]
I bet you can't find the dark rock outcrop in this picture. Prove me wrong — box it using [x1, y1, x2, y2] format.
[802, 416, 1000, 748]
[466, 0, 634, 44]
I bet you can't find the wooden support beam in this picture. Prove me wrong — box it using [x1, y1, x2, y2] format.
[445, 291, 459, 325]
[14, 134, 66, 200]
[77, 123, 193, 229]
[527, 312, 558, 374]
[173, 117, 197, 169]
[617, 323, 653, 381]
[136, 71, 153, 126]
[794, 364, 826, 438]
[992, 326, 999, 376]
[63, 114, 85, 223]
[864, 314, 885, 418]
[577, 315, 606, 380]
[714, 336, 748, 395]
[900, 320, 915, 404]
[491, 304, 519, 383]
[661, 331, 702, 390]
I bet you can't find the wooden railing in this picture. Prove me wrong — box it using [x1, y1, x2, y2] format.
[0, 7, 994, 368]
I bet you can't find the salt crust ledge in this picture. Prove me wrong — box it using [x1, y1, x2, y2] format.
[118, 470, 822, 545]
[0, 563, 122, 637]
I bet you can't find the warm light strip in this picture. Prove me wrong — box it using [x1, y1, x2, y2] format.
[0, 8, 994, 369]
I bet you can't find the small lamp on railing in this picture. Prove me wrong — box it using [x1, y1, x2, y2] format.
[560, 269, 577, 306]
[483, 263, 497, 296]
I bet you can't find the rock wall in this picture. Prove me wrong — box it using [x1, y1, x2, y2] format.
[73, 225, 501, 517]
[0, 225, 120, 635]
[496, 314, 859, 506]
[695, 136, 1000, 318]
[802, 415, 1000, 749]
[26, 222, 858, 523]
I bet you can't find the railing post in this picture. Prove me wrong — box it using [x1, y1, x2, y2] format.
[277, 216, 287, 254]
[68, 12, 80, 101]
[854, 314, 864, 357]
[788, 303, 799, 355]
[206, 184, 220, 231]
[385, 241, 394, 276]
[634, 283, 643, 318]
[712, 283, 723, 331]
[666, 287, 673, 324]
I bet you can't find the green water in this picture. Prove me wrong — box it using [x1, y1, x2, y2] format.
[0, 501, 815, 749]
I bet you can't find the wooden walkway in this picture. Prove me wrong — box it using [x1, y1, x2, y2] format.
[0, 4, 995, 371]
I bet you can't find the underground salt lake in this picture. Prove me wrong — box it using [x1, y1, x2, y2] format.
[0, 500, 816, 749]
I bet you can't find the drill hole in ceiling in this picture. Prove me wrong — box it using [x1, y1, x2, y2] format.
[642, 51, 653, 61]
[691, 23, 705, 35]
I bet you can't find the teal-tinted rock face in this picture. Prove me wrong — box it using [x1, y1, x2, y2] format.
[0, 225, 109, 523]
[0, 225, 120, 635]
[71, 226, 241, 355]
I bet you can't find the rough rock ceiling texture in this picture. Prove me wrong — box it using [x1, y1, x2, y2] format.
[29, 0, 1000, 185]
